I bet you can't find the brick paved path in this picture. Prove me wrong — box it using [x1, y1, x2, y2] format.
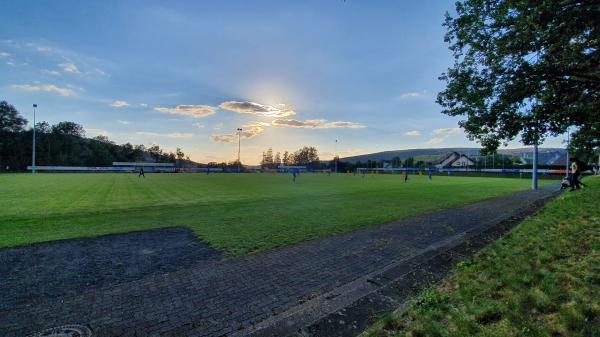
[0, 186, 557, 337]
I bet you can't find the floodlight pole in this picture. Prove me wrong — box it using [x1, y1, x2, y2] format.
[565, 128, 570, 178]
[532, 143, 538, 191]
[334, 139, 338, 173]
[32, 104, 37, 174]
[237, 128, 242, 173]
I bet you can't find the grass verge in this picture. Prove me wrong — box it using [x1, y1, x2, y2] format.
[362, 177, 599, 337]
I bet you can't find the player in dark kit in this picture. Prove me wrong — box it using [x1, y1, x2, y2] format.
[139, 167, 145, 178]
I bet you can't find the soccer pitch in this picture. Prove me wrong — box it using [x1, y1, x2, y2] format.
[0, 173, 551, 255]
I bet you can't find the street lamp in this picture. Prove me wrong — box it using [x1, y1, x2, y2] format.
[32, 104, 37, 174]
[237, 128, 242, 173]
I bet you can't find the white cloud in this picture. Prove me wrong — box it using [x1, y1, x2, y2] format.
[136, 131, 194, 139]
[139, 103, 148, 108]
[110, 100, 129, 108]
[271, 119, 365, 129]
[401, 92, 421, 99]
[85, 128, 110, 137]
[245, 121, 271, 127]
[117, 120, 131, 125]
[211, 125, 265, 143]
[94, 68, 108, 76]
[58, 62, 80, 73]
[426, 137, 445, 145]
[41, 69, 61, 76]
[404, 130, 422, 136]
[194, 123, 204, 129]
[426, 127, 462, 145]
[6, 61, 15, 66]
[11, 84, 75, 97]
[154, 104, 217, 118]
[0, 52, 10, 57]
[398, 91, 428, 100]
[219, 101, 296, 117]
[432, 127, 460, 136]
[166, 132, 194, 139]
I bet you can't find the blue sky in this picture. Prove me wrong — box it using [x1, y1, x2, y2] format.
[0, 1, 565, 164]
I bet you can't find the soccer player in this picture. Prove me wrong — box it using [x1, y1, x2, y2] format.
[428, 170, 433, 180]
[404, 170, 408, 183]
[139, 167, 145, 178]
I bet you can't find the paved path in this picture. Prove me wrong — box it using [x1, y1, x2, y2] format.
[0, 185, 557, 337]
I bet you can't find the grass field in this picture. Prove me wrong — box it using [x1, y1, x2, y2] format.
[362, 177, 599, 337]
[0, 173, 551, 255]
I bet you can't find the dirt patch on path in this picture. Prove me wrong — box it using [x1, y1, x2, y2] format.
[0, 227, 222, 311]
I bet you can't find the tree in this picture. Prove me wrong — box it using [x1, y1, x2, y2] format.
[570, 122, 600, 164]
[35, 121, 51, 134]
[265, 148, 274, 168]
[92, 135, 114, 144]
[0, 101, 27, 132]
[175, 147, 185, 167]
[0, 101, 191, 170]
[51, 121, 85, 137]
[292, 146, 319, 166]
[274, 152, 281, 167]
[438, 0, 599, 154]
[147, 145, 163, 162]
[282, 151, 290, 165]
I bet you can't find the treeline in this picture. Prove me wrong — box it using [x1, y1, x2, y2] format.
[257, 149, 541, 173]
[0, 101, 191, 171]
[260, 146, 320, 169]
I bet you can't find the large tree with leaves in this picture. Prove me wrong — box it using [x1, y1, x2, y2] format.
[438, 0, 599, 155]
[0, 100, 28, 132]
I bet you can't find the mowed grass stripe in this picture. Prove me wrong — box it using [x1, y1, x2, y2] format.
[0, 173, 551, 255]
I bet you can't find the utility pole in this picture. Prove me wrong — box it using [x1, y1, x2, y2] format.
[237, 128, 242, 173]
[32, 104, 37, 174]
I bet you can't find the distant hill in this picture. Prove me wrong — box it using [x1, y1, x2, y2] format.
[339, 147, 567, 166]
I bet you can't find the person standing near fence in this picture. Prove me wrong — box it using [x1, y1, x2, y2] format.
[569, 158, 581, 191]
[139, 167, 145, 178]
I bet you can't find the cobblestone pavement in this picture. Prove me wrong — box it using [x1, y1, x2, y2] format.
[0, 185, 557, 337]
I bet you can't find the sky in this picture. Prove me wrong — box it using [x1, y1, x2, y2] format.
[0, 0, 566, 164]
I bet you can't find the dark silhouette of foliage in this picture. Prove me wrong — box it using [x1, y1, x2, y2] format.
[0, 101, 187, 171]
[438, 0, 599, 155]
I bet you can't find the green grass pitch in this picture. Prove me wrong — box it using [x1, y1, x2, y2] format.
[0, 173, 551, 255]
